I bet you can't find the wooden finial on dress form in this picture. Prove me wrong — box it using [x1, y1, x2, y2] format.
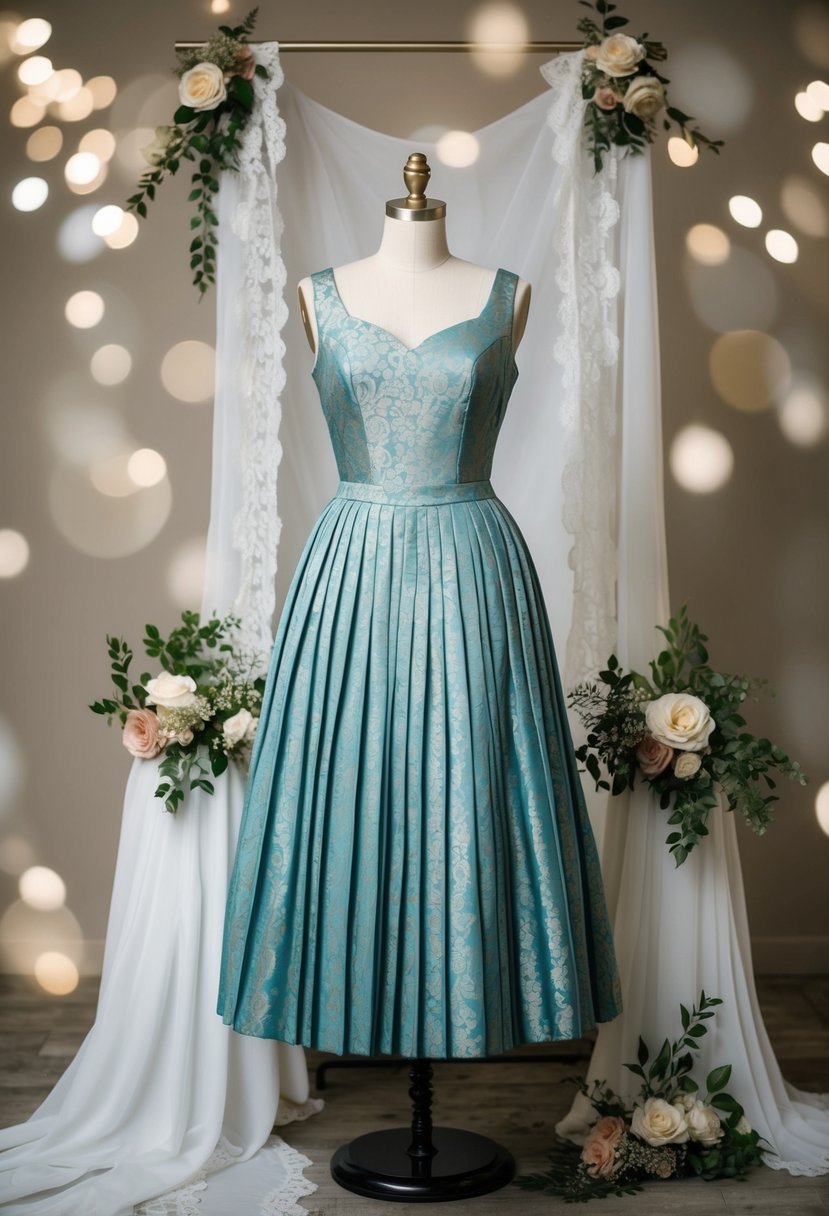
[386, 151, 447, 222]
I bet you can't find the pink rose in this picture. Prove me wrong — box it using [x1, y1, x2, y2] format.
[636, 735, 674, 777]
[230, 45, 256, 81]
[594, 86, 621, 111]
[581, 1115, 626, 1178]
[122, 708, 165, 759]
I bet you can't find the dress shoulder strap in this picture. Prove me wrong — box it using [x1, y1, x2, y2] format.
[309, 266, 341, 339]
[485, 267, 519, 341]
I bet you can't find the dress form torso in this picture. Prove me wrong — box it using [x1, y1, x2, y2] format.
[298, 214, 531, 354]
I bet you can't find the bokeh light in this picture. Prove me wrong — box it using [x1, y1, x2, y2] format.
[685, 247, 776, 334]
[667, 137, 699, 167]
[764, 229, 799, 263]
[161, 340, 215, 403]
[709, 330, 791, 412]
[663, 44, 753, 134]
[435, 130, 480, 167]
[57, 205, 105, 262]
[10, 95, 45, 127]
[685, 223, 730, 266]
[811, 142, 829, 175]
[90, 343, 132, 385]
[12, 176, 48, 211]
[167, 536, 207, 607]
[50, 67, 82, 102]
[468, 3, 528, 78]
[91, 204, 124, 236]
[728, 195, 762, 228]
[56, 86, 94, 123]
[781, 175, 829, 237]
[816, 782, 829, 837]
[795, 90, 823, 121]
[211, 0, 231, 11]
[34, 951, 79, 995]
[0, 900, 84, 975]
[19, 865, 66, 912]
[17, 53, 51, 85]
[79, 128, 116, 161]
[0, 835, 36, 877]
[89, 452, 141, 497]
[103, 211, 139, 249]
[48, 462, 172, 557]
[86, 75, 117, 109]
[41, 386, 129, 464]
[26, 124, 62, 161]
[128, 448, 166, 487]
[806, 79, 829, 110]
[670, 424, 734, 493]
[65, 289, 104, 328]
[65, 151, 101, 186]
[0, 529, 30, 577]
[407, 123, 448, 144]
[777, 382, 828, 447]
[13, 17, 52, 52]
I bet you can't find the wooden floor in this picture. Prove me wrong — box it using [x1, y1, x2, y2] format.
[2, 974, 828, 1214]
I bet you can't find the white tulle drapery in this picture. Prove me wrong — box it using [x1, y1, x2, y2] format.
[0, 44, 320, 1216]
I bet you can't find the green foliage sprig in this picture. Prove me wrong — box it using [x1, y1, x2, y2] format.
[568, 605, 808, 865]
[126, 8, 268, 296]
[515, 993, 765, 1201]
[577, 0, 724, 173]
[90, 610, 266, 814]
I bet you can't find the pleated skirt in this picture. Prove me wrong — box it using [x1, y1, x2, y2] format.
[218, 479, 622, 1059]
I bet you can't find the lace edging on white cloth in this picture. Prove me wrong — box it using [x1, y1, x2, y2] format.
[541, 50, 621, 687]
[228, 41, 288, 673]
[133, 1131, 320, 1216]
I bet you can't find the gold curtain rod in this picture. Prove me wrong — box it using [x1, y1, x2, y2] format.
[174, 39, 582, 53]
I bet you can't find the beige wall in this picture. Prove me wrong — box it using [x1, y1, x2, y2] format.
[1, 0, 827, 976]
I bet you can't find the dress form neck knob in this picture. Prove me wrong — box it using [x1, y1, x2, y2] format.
[386, 152, 447, 222]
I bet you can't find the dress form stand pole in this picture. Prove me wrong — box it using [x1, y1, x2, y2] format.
[327, 155, 515, 1200]
[330, 1058, 515, 1201]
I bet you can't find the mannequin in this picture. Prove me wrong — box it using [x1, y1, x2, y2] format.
[297, 152, 531, 359]
[291, 153, 533, 1203]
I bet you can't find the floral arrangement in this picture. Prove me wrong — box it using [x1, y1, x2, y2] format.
[516, 993, 764, 1201]
[568, 605, 807, 865]
[577, 0, 723, 172]
[89, 611, 265, 813]
[127, 8, 267, 295]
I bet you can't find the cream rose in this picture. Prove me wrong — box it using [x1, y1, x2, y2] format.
[144, 671, 198, 710]
[223, 707, 255, 747]
[685, 1100, 723, 1145]
[140, 125, 174, 167]
[122, 708, 165, 759]
[645, 692, 715, 752]
[674, 750, 702, 779]
[179, 62, 227, 111]
[636, 735, 674, 777]
[581, 1115, 626, 1178]
[623, 75, 665, 119]
[595, 33, 645, 77]
[631, 1097, 690, 1146]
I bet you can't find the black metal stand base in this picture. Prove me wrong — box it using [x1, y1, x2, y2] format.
[330, 1059, 515, 1203]
[331, 1126, 515, 1202]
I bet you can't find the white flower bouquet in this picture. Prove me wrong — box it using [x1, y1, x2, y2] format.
[577, 0, 724, 172]
[90, 611, 265, 813]
[516, 993, 765, 1200]
[126, 7, 266, 294]
[568, 605, 808, 864]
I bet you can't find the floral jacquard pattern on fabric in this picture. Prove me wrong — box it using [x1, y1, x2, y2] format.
[217, 264, 623, 1058]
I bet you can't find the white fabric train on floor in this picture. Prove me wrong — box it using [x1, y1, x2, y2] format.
[0, 44, 320, 1216]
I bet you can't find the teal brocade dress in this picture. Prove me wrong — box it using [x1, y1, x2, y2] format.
[217, 265, 622, 1059]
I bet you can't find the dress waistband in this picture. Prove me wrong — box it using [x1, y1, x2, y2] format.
[335, 479, 496, 506]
